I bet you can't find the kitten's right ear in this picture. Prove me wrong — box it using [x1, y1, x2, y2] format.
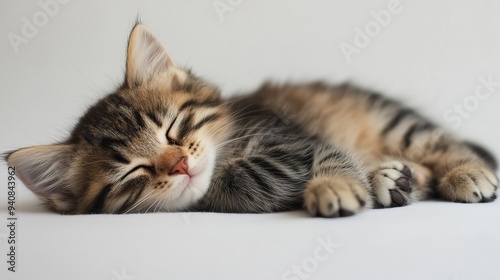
[125, 24, 187, 88]
[6, 144, 78, 213]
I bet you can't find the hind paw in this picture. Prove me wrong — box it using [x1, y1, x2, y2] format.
[370, 161, 416, 208]
[439, 164, 498, 203]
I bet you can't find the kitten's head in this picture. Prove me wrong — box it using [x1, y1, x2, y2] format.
[6, 24, 232, 214]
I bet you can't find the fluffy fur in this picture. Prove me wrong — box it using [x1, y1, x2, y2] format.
[6, 24, 498, 216]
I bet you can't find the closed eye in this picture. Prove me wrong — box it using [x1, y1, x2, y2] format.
[166, 116, 180, 145]
[121, 165, 154, 181]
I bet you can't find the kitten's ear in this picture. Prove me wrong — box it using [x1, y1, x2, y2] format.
[126, 24, 187, 88]
[7, 144, 77, 213]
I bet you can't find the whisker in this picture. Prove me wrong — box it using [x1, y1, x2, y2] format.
[144, 194, 163, 213]
[124, 190, 154, 214]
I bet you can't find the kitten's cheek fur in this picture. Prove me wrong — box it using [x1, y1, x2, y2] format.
[187, 149, 217, 198]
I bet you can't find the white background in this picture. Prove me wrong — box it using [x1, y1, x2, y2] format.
[0, 1, 499, 280]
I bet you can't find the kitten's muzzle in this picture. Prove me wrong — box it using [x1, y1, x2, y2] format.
[155, 148, 188, 176]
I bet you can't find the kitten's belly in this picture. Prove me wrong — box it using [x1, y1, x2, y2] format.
[300, 99, 386, 164]
[254, 84, 389, 164]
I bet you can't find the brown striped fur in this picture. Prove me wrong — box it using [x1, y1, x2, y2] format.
[5, 24, 498, 216]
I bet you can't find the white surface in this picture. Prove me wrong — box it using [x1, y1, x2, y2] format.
[3, 198, 500, 280]
[1, 1, 499, 279]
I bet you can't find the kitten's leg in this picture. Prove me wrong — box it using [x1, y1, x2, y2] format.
[384, 123, 498, 203]
[304, 144, 371, 217]
[420, 136, 498, 203]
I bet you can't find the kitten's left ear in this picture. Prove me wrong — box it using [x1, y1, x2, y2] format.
[126, 24, 187, 88]
[6, 144, 79, 213]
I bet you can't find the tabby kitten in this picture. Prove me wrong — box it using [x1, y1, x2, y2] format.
[6, 24, 498, 216]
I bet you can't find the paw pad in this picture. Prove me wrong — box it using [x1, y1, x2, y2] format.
[370, 161, 416, 208]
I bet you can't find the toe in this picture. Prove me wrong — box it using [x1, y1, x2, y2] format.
[390, 190, 405, 207]
[305, 193, 318, 216]
[339, 209, 355, 217]
[395, 177, 411, 192]
[401, 165, 412, 178]
[318, 187, 339, 217]
[482, 193, 497, 203]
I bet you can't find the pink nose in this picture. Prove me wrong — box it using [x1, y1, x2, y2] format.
[170, 157, 189, 176]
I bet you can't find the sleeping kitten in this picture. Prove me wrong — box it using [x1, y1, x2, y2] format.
[6, 24, 498, 216]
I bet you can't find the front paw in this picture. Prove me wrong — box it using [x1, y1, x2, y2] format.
[439, 164, 498, 203]
[304, 176, 369, 217]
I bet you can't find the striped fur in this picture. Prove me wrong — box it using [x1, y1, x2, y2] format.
[6, 24, 498, 216]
